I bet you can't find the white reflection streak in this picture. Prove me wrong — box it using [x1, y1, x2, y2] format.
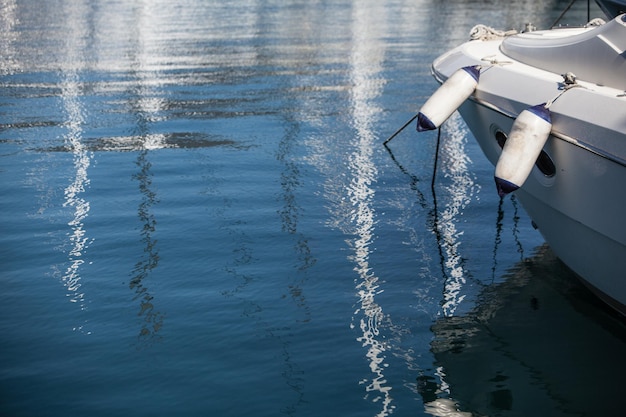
[422, 367, 472, 417]
[60, 2, 91, 316]
[438, 114, 477, 317]
[348, 3, 393, 416]
[62, 77, 90, 310]
[0, 0, 18, 75]
[135, 0, 167, 149]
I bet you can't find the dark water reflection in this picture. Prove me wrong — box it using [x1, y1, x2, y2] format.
[129, 147, 164, 343]
[1, 0, 622, 416]
[428, 245, 626, 417]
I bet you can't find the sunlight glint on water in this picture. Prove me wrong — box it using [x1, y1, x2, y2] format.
[1, 1, 625, 416]
[347, 2, 392, 416]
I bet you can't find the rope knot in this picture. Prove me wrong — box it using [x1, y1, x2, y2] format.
[469, 25, 518, 41]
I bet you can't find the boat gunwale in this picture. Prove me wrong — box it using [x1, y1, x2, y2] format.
[431, 65, 626, 169]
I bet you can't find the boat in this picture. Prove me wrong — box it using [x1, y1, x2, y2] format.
[416, 11, 626, 315]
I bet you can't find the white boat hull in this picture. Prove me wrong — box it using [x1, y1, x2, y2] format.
[427, 15, 626, 315]
[459, 99, 626, 314]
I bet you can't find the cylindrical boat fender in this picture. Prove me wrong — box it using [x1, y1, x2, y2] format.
[416, 65, 480, 132]
[494, 103, 552, 197]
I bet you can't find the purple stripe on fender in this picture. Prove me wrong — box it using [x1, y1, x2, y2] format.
[416, 112, 437, 131]
[495, 176, 520, 197]
[462, 65, 481, 83]
[527, 103, 551, 124]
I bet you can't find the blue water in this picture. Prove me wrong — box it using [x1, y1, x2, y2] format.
[2, 1, 625, 416]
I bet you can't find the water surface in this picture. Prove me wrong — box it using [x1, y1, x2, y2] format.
[1, 1, 625, 416]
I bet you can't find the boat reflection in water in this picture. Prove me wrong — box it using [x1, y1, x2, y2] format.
[422, 244, 626, 417]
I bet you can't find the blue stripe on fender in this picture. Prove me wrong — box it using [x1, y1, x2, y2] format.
[527, 103, 551, 124]
[462, 65, 481, 83]
[416, 112, 437, 131]
[495, 176, 520, 197]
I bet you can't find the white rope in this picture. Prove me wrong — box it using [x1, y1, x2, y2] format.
[469, 25, 517, 41]
[586, 18, 606, 27]
[480, 55, 513, 66]
[545, 74, 587, 108]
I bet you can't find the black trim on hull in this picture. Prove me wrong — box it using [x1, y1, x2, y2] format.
[579, 276, 626, 317]
[469, 96, 626, 168]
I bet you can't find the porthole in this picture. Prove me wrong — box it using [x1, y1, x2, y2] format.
[493, 129, 556, 177]
[495, 130, 507, 149]
[535, 150, 556, 177]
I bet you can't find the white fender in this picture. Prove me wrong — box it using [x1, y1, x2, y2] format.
[417, 66, 480, 132]
[494, 103, 552, 197]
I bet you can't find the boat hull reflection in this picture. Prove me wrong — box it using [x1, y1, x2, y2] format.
[427, 244, 626, 417]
